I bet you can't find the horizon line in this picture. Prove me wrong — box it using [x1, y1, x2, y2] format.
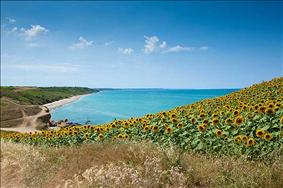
[0, 85, 241, 90]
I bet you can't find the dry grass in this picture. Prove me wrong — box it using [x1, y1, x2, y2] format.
[1, 141, 282, 188]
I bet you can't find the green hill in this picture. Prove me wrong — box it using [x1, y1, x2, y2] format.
[0, 86, 97, 105]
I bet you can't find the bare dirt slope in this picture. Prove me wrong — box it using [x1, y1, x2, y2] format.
[0, 98, 51, 132]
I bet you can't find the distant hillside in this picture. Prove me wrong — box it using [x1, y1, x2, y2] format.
[0, 86, 97, 105]
[0, 86, 97, 128]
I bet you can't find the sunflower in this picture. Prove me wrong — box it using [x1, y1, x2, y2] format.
[171, 118, 178, 124]
[203, 119, 209, 125]
[281, 116, 283, 124]
[170, 114, 176, 119]
[225, 118, 233, 125]
[254, 105, 259, 110]
[144, 126, 150, 132]
[264, 133, 272, 141]
[123, 134, 129, 139]
[118, 134, 123, 139]
[265, 108, 274, 115]
[256, 129, 265, 138]
[98, 134, 104, 139]
[242, 105, 247, 111]
[259, 106, 266, 113]
[166, 127, 173, 134]
[212, 113, 218, 118]
[199, 113, 206, 119]
[197, 124, 206, 132]
[274, 107, 280, 112]
[84, 133, 90, 139]
[152, 126, 159, 132]
[233, 110, 240, 116]
[268, 103, 274, 108]
[191, 118, 196, 124]
[246, 138, 256, 147]
[177, 123, 184, 128]
[234, 116, 244, 126]
[212, 118, 219, 125]
[215, 129, 223, 136]
[240, 135, 248, 143]
[234, 135, 242, 144]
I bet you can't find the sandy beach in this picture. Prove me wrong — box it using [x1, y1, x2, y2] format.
[43, 94, 90, 111]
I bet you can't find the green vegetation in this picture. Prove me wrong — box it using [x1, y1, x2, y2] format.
[2, 77, 282, 160]
[0, 86, 97, 105]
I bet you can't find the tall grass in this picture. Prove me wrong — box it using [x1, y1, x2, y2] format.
[1, 141, 282, 188]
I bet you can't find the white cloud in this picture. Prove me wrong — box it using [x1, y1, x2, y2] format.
[163, 45, 194, 53]
[7, 17, 16, 23]
[105, 41, 114, 46]
[118, 47, 133, 55]
[199, 46, 208, 51]
[10, 27, 18, 33]
[21, 25, 48, 40]
[144, 35, 159, 54]
[160, 41, 167, 48]
[69, 36, 93, 50]
[25, 42, 40, 48]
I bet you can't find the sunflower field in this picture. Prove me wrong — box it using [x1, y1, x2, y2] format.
[1, 77, 283, 159]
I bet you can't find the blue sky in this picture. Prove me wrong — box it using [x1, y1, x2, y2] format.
[1, 1, 282, 89]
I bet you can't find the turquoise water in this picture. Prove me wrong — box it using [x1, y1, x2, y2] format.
[51, 89, 237, 124]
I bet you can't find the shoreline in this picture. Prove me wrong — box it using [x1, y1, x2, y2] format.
[43, 93, 91, 111]
[0, 94, 92, 133]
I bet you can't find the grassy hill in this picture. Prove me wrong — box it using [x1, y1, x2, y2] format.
[0, 86, 97, 105]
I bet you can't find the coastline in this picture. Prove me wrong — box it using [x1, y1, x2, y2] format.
[43, 93, 91, 111]
[0, 94, 92, 133]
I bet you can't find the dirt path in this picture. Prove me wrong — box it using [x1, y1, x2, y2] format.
[1, 105, 50, 133]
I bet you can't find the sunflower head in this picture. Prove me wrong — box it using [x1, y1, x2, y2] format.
[152, 126, 159, 132]
[212, 118, 219, 125]
[234, 135, 242, 144]
[268, 103, 274, 108]
[197, 124, 206, 132]
[259, 106, 266, 113]
[123, 134, 129, 139]
[256, 129, 265, 138]
[212, 113, 218, 118]
[265, 108, 274, 115]
[166, 127, 173, 134]
[177, 123, 184, 129]
[203, 119, 209, 125]
[233, 110, 240, 116]
[264, 133, 272, 141]
[199, 113, 206, 119]
[170, 114, 177, 119]
[144, 126, 150, 132]
[246, 138, 256, 147]
[215, 129, 223, 136]
[281, 116, 283, 124]
[118, 134, 123, 139]
[171, 118, 178, 124]
[240, 135, 248, 143]
[191, 118, 196, 124]
[225, 118, 233, 125]
[234, 116, 244, 126]
[98, 133, 104, 139]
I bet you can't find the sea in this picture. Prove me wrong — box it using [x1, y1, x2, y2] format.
[51, 89, 238, 125]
